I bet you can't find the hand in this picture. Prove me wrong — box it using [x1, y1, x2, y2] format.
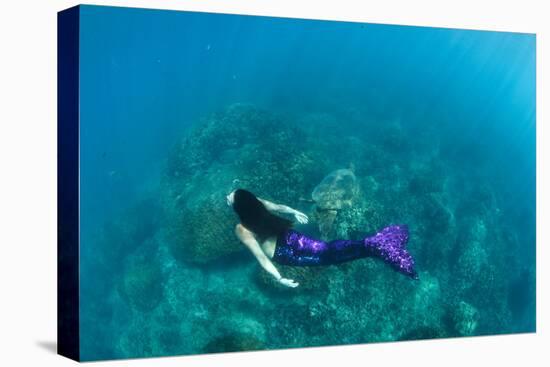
[293, 210, 309, 224]
[278, 277, 299, 288]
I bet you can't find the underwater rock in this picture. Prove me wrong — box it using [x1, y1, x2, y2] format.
[421, 193, 452, 235]
[355, 143, 392, 179]
[399, 326, 447, 341]
[374, 119, 408, 153]
[408, 168, 445, 196]
[116, 316, 185, 358]
[408, 189, 457, 274]
[454, 179, 498, 222]
[95, 197, 162, 268]
[318, 259, 416, 344]
[470, 183, 497, 215]
[464, 261, 512, 335]
[452, 301, 480, 336]
[202, 333, 264, 354]
[144, 102, 531, 353]
[255, 263, 333, 295]
[166, 103, 314, 189]
[168, 192, 242, 265]
[157, 328, 184, 355]
[455, 241, 487, 292]
[203, 333, 265, 353]
[118, 253, 164, 312]
[165, 103, 260, 180]
[411, 272, 443, 323]
[454, 219, 489, 293]
[507, 266, 536, 331]
[117, 323, 155, 358]
[163, 104, 330, 264]
[332, 198, 387, 240]
[201, 311, 266, 354]
[387, 271, 446, 341]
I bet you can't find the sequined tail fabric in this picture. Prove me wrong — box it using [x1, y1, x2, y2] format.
[273, 225, 418, 279]
[364, 225, 418, 279]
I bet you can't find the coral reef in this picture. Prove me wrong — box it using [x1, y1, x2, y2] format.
[452, 301, 480, 336]
[201, 311, 267, 354]
[255, 263, 335, 295]
[167, 192, 242, 265]
[453, 218, 489, 293]
[507, 266, 536, 332]
[202, 333, 265, 354]
[83, 103, 534, 359]
[162, 104, 325, 264]
[117, 246, 165, 312]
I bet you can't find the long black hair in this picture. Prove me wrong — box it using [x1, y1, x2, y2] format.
[232, 189, 292, 240]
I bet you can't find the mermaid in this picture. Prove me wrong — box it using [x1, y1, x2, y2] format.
[227, 189, 418, 288]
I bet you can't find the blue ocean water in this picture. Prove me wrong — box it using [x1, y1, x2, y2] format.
[77, 5, 535, 361]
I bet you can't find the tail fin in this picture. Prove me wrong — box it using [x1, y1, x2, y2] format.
[365, 225, 419, 279]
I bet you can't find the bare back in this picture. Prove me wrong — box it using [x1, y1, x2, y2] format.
[260, 236, 277, 259]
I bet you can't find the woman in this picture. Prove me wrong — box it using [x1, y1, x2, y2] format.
[227, 189, 418, 288]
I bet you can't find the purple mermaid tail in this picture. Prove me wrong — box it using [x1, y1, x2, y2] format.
[364, 225, 418, 279]
[272, 224, 418, 279]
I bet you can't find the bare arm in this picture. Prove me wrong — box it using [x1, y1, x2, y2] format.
[236, 224, 281, 279]
[258, 198, 309, 224]
[235, 224, 299, 288]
